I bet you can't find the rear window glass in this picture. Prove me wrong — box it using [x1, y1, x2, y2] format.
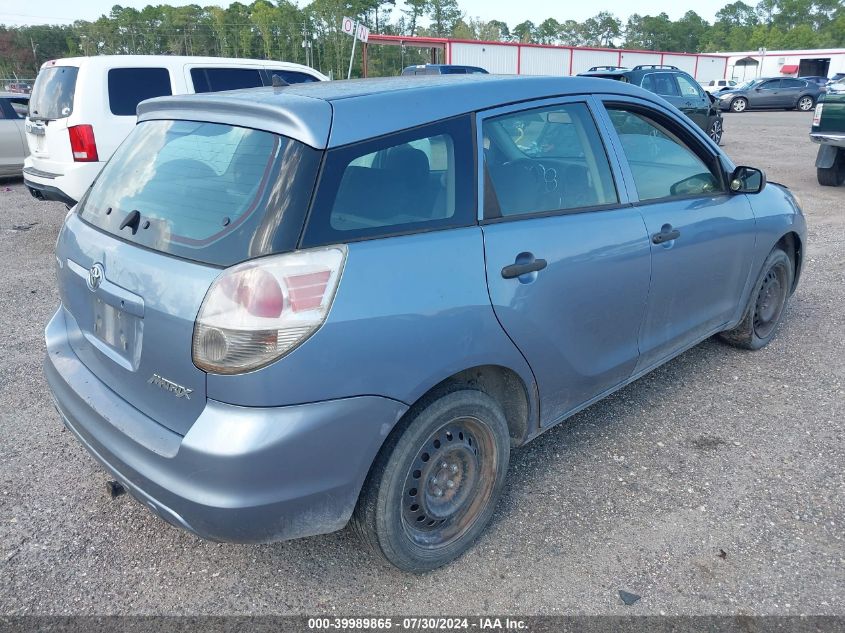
[108, 68, 172, 116]
[79, 120, 321, 266]
[191, 67, 263, 93]
[29, 66, 78, 120]
[301, 115, 475, 247]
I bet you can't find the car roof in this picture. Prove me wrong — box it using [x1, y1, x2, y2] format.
[138, 74, 652, 149]
[38, 55, 325, 77]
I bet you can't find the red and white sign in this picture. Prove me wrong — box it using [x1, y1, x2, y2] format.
[341, 16, 355, 36]
[356, 23, 370, 43]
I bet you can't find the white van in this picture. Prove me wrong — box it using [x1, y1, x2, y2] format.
[23, 55, 328, 205]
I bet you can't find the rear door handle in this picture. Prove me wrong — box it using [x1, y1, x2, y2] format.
[501, 259, 547, 279]
[652, 226, 681, 244]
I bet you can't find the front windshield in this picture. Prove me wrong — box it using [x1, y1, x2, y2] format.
[734, 80, 758, 91]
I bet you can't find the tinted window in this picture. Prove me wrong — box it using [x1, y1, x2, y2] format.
[108, 68, 172, 116]
[302, 116, 474, 246]
[483, 103, 618, 217]
[759, 80, 781, 90]
[79, 120, 321, 266]
[677, 74, 704, 98]
[781, 79, 806, 89]
[641, 73, 680, 97]
[608, 107, 723, 201]
[29, 66, 78, 120]
[191, 67, 263, 93]
[9, 98, 28, 118]
[441, 67, 468, 74]
[270, 70, 321, 85]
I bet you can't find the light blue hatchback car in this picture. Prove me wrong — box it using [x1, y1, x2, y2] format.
[45, 75, 806, 572]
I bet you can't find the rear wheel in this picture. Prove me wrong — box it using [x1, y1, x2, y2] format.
[730, 97, 748, 113]
[797, 95, 815, 112]
[708, 118, 723, 145]
[353, 390, 510, 573]
[817, 148, 845, 186]
[719, 248, 793, 350]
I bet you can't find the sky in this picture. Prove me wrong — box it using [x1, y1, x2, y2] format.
[0, 0, 733, 28]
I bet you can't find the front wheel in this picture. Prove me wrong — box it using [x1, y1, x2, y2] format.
[718, 248, 794, 350]
[797, 95, 815, 111]
[730, 97, 748, 113]
[352, 390, 511, 573]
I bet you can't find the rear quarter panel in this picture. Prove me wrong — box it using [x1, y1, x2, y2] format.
[206, 227, 538, 428]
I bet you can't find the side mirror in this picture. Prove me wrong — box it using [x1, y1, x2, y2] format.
[730, 166, 766, 194]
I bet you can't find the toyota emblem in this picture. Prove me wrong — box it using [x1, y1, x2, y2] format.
[87, 263, 104, 291]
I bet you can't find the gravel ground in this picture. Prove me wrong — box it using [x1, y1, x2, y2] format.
[0, 110, 842, 616]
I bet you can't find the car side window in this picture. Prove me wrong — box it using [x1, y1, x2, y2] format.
[641, 73, 681, 97]
[607, 107, 724, 201]
[760, 80, 782, 90]
[302, 115, 474, 247]
[10, 98, 28, 118]
[0, 103, 6, 120]
[270, 70, 321, 84]
[677, 75, 704, 98]
[190, 67, 263, 93]
[483, 102, 618, 218]
[107, 68, 172, 116]
[781, 79, 805, 89]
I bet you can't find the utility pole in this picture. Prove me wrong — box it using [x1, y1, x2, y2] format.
[30, 36, 38, 70]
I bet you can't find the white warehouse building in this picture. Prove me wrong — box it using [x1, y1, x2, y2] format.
[721, 49, 845, 81]
[367, 35, 729, 82]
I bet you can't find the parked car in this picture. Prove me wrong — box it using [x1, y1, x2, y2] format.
[826, 73, 845, 88]
[716, 77, 822, 113]
[703, 78, 738, 93]
[401, 64, 488, 76]
[0, 93, 30, 177]
[578, 65, 724, 144]
[811, 82, 845, 186]
[23, 55, 328, 206]
[45, 75, 805, 573]
[800, 75, 830, 89]
[4, 81, 32, 94]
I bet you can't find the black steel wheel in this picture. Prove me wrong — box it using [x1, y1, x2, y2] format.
[752, 264, 788, 340]
[718, 248, 794, 350]
[353, 390, 510, 573]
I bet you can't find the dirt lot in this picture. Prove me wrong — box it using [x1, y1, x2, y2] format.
[0, 110, 842, 616]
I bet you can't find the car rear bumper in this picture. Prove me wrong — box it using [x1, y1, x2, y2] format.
[44, 307, 408, 543]
[23, 159, 104, 205]
[810, 131, 845, 148]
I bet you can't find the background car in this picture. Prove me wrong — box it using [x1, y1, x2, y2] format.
[23, 55, 328, 206]
[4, 82, 32, 94]
[811, 83, 845, 186]
[401, 64, 488, 75]
[717, 77, 822, 113]
[826, 72, 845, 88]
[800, 75, 830, 89]
[578, 65, 724, 143]
[703, 78, 738, 93]
[0, 92, 30, 177]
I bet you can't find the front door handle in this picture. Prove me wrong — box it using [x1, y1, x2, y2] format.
[652, 225, 681, 244]
[501, 259, 547, 279]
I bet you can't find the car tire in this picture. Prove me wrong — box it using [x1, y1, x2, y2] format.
[817, 148, 845, 186]
[797, 95, 815, 112]
[352, 389, 511, 573]
[718, 248, 794, 350]
[708, 118, 723, 145]
[730, 97, 748, 113]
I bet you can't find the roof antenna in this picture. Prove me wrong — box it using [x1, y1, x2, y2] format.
[271, 74, 289, 88]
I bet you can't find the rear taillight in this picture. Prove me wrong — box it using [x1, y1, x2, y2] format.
[812, 103, 824, 127]
[192, 246, 347, 374]
[68, 124, 99, 162]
